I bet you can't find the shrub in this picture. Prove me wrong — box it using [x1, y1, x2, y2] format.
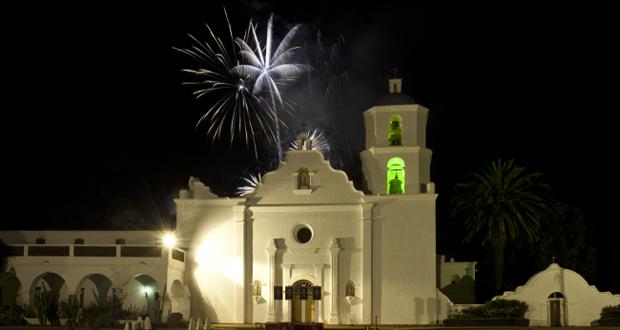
[450, 299, 528, 319]
[33, 284, 60, 326]
[60, 295, 80, 328]
[601, 304, 620, 319]
[485, 299, 528, 318]
[0, 305, 27, 325]
[80, 292, 128, 328]
[21, 304, 35, 318]
[456, 306, 486, 318]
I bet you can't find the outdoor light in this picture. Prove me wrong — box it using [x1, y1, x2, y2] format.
[252, 280, 262, 303]
[345, 282, 355, 305]
[163, 232, 176, 248]
[143, 286, 151, 295]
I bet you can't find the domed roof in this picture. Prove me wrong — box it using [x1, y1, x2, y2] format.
[377, 93, 415, 106]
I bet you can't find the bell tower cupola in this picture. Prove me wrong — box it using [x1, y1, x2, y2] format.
[360, 74, 434, 195]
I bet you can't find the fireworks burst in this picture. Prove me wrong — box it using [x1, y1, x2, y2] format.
[289, 128, 330, 155]
[233, 14, 307, 160]
[174, 9, 280, 157]
[236, 173, 262, 196]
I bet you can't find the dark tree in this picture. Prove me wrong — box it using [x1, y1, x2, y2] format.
[533, 201, 596, 280]
[451, 159, 550, 294]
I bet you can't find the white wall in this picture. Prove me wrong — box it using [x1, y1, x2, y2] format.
[369, 194, 438, 324]
[176, 199, 246, 323]
[248, 150, 366, 324]
[250, 205, 364, 324]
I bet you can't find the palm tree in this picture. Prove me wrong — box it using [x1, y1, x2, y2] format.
[451, 159, 550, 294]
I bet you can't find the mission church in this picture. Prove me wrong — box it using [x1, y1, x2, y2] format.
[175, 77, 452, 324]
[3, 77, 619, 326]
[0, 78, 461, 326]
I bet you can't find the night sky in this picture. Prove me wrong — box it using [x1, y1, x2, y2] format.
[5, 2, 618, 294]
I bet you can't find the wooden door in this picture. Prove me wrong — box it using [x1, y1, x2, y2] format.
[549, 300, 561, 326]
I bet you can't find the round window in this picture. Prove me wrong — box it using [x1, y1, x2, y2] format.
[293, 224, 313, 244]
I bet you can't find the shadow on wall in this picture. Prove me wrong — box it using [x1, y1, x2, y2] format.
[188, 259, 208, 321]
[414, 297, 423, 324]
[440, 276, 475, 304]
[412, 296, 448, 324]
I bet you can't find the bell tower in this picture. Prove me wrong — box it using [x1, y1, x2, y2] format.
[360, 77, 434, 195]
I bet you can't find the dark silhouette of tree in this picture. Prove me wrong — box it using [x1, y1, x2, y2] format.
[534, 201, 596, 280]
[451, 159, 550, 294]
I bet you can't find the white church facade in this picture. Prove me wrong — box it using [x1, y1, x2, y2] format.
[1, 78, 454, 325]
[175, 78, 451, 325]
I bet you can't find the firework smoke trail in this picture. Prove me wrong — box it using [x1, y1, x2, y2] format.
[174, 9, 279, 158]
[304, 31, 346, 105]
[289, 128, 330, 156]
[236, 173, 262, 196]
[233, 15, 307, 162]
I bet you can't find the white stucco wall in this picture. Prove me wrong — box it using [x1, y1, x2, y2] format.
[367, 194, 439, 324]
[497, 263, 620, 326]
[251, 150, 364, 205]
[175, 198, 246, 323]
[250, 205, 364, 324]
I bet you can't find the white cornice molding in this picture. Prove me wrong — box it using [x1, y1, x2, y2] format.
[174, 198, 245, 206]
[248, 204, 364, 213]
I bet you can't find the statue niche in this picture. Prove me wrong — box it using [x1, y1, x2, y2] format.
[297, 167, 311, 190]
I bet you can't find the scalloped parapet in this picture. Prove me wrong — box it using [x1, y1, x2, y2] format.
[250, 150, 363, 205]
[188, 176, 218, 199]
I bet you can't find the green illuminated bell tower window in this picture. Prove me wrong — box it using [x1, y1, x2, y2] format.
[388, 115, 403, 146]
[387, 157, 405, 194]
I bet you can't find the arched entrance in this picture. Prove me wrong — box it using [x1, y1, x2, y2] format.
[125, 274, 159, 320]
[75, 274, 113, 307]
[30, 272, 68, 304]
[292, 280, 315, 323]
[547, 292, 565, 326]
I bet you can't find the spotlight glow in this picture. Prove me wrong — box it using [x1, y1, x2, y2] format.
[163, 233, 177, 248]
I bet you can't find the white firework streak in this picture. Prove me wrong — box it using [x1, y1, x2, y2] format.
[174, 9, 279, 158]
[232, 15, 307, 159]
[236, 173, 262, 196]
[289, 128, 330, 155]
